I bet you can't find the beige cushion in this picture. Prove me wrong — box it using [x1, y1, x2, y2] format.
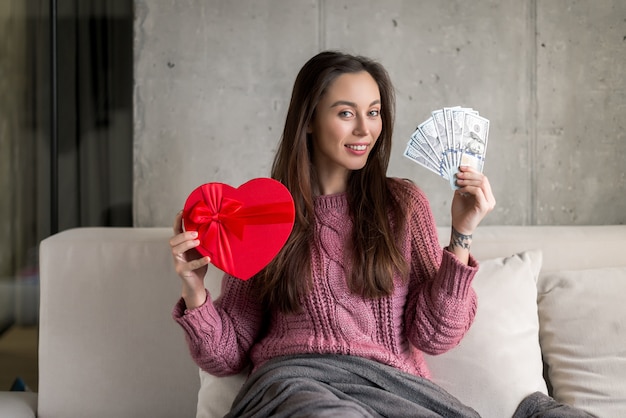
[0, 392, 37, 418]
[538, 267, 626, 417]
[424, 250, 548, 418]
[196, 369, 245, 418]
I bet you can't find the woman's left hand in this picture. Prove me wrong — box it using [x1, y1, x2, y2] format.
[451, 166, 496, 236]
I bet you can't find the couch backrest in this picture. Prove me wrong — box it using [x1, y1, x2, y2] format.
[451, 225, 626, 273]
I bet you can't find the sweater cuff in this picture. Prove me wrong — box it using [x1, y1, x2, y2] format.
[437, 249, 479, 298]
[171, 288, 211, 318]
[172, 289, 221, 342]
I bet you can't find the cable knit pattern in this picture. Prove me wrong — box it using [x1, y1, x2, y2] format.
[173, 178, 478, 378]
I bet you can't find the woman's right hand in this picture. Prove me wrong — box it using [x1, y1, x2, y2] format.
[169, 210, 210, 309]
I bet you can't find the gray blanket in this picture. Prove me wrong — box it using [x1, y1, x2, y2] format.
[512, 392, 595, 418]
[225, 354, 481, 418]
[225, 354, 595, 418]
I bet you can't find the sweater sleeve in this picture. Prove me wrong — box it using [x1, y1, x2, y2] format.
[172, 274, 264, 376]
[398, 180, 479, 355]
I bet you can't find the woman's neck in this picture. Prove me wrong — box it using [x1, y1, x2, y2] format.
[314, 168, 349, 196]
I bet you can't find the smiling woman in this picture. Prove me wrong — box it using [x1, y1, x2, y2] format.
[168, 51, 505, 417]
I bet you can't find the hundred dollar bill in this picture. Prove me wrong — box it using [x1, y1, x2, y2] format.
[409, 128, 440, 167]
[443, 106, 461, 167]
[450, 107, 479, 168]
[417, 117, 449, 178]
[403, 144, 448, 179]
[459, 112, 489, 172]
[450, 109, 465, 169]
[432, 109, 453, 171]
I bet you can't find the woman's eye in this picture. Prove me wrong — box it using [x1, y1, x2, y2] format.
[339, 111, 353, 118]
[369, 109, 380, 117]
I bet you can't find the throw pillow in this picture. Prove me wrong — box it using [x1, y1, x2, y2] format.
[424, 250, 548, 418]
[196, 369, 246, 418]
[537, 266, 626, 417]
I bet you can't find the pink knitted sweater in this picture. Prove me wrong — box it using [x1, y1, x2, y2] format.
[173, 178, 478, 379]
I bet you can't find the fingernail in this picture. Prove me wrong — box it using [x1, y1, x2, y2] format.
[191, 231, 198, 238]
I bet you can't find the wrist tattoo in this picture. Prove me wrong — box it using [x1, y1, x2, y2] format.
[450, 227, 472, 251]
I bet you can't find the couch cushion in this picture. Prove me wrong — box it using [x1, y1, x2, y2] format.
[0, 392, 37, 418]
[537, 266, 626, 417]
[197, 369, 246, 418]
[424, 250, 548, 418]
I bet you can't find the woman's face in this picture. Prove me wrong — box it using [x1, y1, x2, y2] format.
[309, 71, 382, 190]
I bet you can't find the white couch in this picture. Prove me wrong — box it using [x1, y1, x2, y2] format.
[1, 225, 625, 417]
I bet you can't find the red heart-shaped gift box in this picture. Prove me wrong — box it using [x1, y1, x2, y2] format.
[182, 178, 295, 280]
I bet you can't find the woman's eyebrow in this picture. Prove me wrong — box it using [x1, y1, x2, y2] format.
[330, 99, 381, 108]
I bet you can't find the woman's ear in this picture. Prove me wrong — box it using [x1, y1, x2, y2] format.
[306, 123, 313, 134]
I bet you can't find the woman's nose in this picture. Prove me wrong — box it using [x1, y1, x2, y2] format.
[353, 116, 370, 136]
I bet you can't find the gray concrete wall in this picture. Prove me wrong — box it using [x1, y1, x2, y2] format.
[133, 0, 626, 227]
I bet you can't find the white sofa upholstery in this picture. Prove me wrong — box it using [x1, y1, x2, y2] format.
[1, 225, 625, 417]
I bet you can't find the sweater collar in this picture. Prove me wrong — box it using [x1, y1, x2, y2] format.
[313, 192, 348, 210]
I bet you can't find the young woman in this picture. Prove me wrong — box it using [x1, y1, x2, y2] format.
[169, 51, 495, 416]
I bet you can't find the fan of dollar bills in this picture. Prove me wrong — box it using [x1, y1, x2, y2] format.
[403, 107, 489, 190]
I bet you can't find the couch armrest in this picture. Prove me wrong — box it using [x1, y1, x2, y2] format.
[38, 228, 199, 418]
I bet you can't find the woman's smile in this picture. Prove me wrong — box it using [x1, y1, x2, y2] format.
[345, 143, 370, 154]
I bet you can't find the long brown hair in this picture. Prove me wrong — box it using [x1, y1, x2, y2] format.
[257, 51, 408, 313]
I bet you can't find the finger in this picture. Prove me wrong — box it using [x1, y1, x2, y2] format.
[456, 177, 482, 189]
[176, 256, 211, 277]
[456, 169, 492, 198]
[456, 166, 482, 181]
[455, 185, 485, 206]
[455, 175, 484, 190]
[455, 167, 480, 188]
[169, 230, 198, 249]
[187, 256, 211, 271]
[463, 172, 494, 205]
[170, 236, 201, 261]
[458, 180, 495, 214]
[457, 165, 480, 175]
[480, 176, 496, 209]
